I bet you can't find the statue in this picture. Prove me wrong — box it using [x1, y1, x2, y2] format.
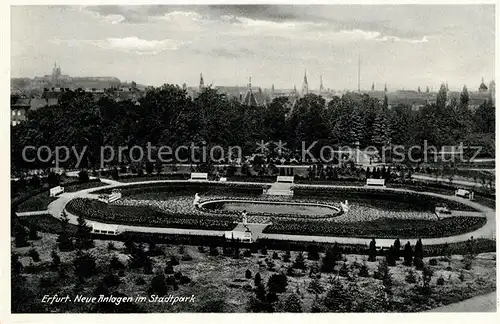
[340, 200, 349, 214]
[193, 193, 201, 208]
[242, 210, 248, 230]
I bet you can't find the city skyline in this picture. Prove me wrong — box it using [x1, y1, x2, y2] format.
[11, 5, 495, 91]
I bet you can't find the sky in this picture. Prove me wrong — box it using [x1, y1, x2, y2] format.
[10, 4, 496, 91]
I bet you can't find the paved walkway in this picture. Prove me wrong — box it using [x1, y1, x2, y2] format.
[426, 291, 497, 312]
[16, 210, 50, 217]
[45, 179, 495, 247]
[412, 174, 494, 189]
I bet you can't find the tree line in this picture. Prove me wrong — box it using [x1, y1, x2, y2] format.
[11, 84, 495, 172]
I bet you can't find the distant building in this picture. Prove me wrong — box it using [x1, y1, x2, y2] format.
[11, 97, 30, 126]
[301, 70, 308, 96]
[241, 77, 259, 106]
[479, 77, 488, 92]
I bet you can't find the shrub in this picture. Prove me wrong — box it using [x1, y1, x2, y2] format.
[459, 271, 465, 282]
[261, 247, 268, 255]
[338, 262, 350, 277]
[268, 273, 288, 294]
[110, 256, 125, 270]
[148, 274, 168, 296]
[358, 262, 369, 277]
[170, 256, 179, 266]
[198, 246, 205, 253]
[107, 242, 116, 250]
[245, 269, 252, 279]
[254, 273, 262, 286]
[413, 257, 424, 270]
[50, 250, 61, 269]
[164, 263, 174, 275]
[103, 273, 121, 287]
[436, 275, 445, 286]
[28, 248, 40, 262]
[307, 278, 325, 294]
[78, 170, 89, 183]
[293, 252, 306, 270]
[405, 270, 417, 284]
[429, 258, 438, 266]
[243, 249, 252, 257]
[135, 277, 146, 285]
[209, 245, 219, 256]
[272, 251, 280, 259]
[181, 254, 193, 261]
[118, 269, 126, 277]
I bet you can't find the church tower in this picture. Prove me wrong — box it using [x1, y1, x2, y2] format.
[199, 73, 204, 90]
[319, 75, 324, 94]
[302, 69, 308, 96]
[242, 77, 259, 106]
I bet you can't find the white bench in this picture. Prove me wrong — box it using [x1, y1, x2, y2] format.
[91, 224, 121, 236]
[366, 178, 386, 187]
[49, 186, 64, 197]
[224, 230, 252, 243]
[277, 176, 294, 183]
[108, 189, 122, 203]
[219, 177, 227, 182]
[190, 172, 208, 181]
[455, 189, 474, 200]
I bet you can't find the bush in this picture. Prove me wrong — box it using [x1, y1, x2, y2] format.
[170, 256, 179, 266]
[436, 275, 445, 286]
[243, 249, 252, 257]
[28, 248, 40, 262]
[261, 247, 268, 255]
[358, 262, 369, 277]
[307, 278, 325, 294]
[268, 273, 288, 294]
[135, 277, 146, 285]
[245, 269, 252, 279]
[78, 170, 89, 183]
[164, 263, 174, 275]
[272, 251, 280, 259]
[429, 258, 438, 266]
[198, 246, 205, 253]
[413, 257, 424, 270]
[405, 270, 417, 284]
[107, 242, 116, 250]
[181, 254, 193, 261]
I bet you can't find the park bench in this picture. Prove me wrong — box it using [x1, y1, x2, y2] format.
[49, 186, 64, 197]
[190, 172, 208, 181]
[276, 176, 294, 183]
[108, 189, 122, 203]
[455, 189, 474, 200]
[219, 177, 227, 182]
[365, 178, 385, 187]
[91, 223, 121, 236]
[224, 230, 252, 243]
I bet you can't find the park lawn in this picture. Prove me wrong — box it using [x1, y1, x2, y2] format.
[11, 234, 497, 313]
[16, 192, 58, 212]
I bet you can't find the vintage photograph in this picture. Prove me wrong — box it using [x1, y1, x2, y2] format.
[9, 3, 496, 313]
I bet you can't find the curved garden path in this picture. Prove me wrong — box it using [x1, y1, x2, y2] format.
[45, 180, 496, 247]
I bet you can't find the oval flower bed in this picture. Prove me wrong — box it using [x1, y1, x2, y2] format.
[65, 198, 237, 231]
[263, 216, 487, 239]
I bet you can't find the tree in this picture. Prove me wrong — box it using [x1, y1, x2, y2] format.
[28, 248, 40, 262]
[368, 239, 377, 262]
[78, 170, 89, 182]
[50, 250, 61, 269]
[73, 250, 97, 280]
[393, 239, 401, 260]
[307, 278, 325, 294]
[14, 225, 29, 248]
[75, 214, 94, 249]
[322, 278, 358, 312]
[386, 246, 396, 266]
[254, 272, 262, 286]
[245, 269, 252, 279]
[293, 252, 306, 270]
[414, 239, 424, 260]
[307, 244, 320, 260]
[403, 241, 413, 266]
[358, 262, 369, 277]
[57, 211, 74, 251]
[268, 273, 288, 294]
[148, 274, 168, 296]
[321, 246, 340, 273]
[277, 293, 303, 312]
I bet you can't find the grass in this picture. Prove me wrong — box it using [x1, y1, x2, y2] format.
[16, 192, 57, 212]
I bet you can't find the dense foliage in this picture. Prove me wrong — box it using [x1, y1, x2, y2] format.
[11, 85, 495, 172]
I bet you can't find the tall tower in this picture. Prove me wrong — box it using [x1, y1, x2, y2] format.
[319, 75, 324, 93]
[357, 54, 361, 92]
[384, 83, 388, 93]
[371, 81, 375, 92]
[302, 69, 308, 95]
[199, 73, 204, 90]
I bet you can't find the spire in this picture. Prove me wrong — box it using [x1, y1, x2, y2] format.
[302, 69, 308, 95]
[199, 73, 204, 90]
[248, 76, 252, 90]
[319, 75, 324, 92]
[357, 54, 361, 92]
[384, 83, 387, 93]
[371, 81, 375, 91]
